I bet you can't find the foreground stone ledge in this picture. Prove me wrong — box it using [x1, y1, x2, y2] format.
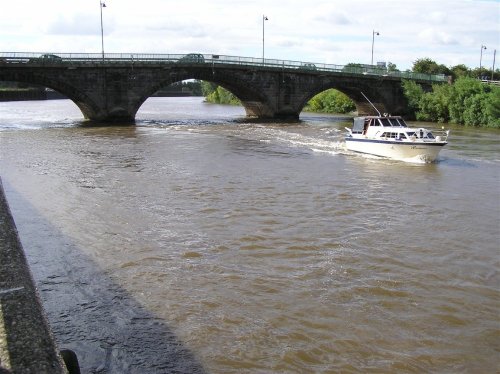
[0, 177, 67, 373]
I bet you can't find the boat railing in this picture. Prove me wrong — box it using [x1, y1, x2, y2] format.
[432, 129, 450, 142]
[407, 128, 450, 142]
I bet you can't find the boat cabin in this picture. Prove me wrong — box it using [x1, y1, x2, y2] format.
[352, 116, 409, 135]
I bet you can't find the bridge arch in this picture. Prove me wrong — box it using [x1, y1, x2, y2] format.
[129, 69, 274, 121]
[0, 69, 103, 121]
[293, 77, 403, 117]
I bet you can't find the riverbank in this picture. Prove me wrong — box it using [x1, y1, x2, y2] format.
[0, 89, 67, 101]
[0, 177, 68, 373]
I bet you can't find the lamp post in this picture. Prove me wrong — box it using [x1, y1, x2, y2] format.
[262, 15, 268, 64]
[479, 45, 487, 76]
[100, 0, 106, 61]
[492, 49, 497, 81]
[371, 30, 379, 65]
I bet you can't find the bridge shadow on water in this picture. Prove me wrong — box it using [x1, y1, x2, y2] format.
[2, 179, 207, 374]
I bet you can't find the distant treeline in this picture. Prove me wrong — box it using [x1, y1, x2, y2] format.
[154, 81, 203, 96]
[0, 87, 67, 101]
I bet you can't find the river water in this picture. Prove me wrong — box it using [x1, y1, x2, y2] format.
[0, 97, 499, 373]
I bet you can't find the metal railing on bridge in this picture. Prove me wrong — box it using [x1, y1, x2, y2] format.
[0, 51, 448, 83]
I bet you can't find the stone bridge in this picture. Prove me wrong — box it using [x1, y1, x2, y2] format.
[0, 53, 446, 123]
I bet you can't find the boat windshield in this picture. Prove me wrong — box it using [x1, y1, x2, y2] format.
[379, 117, 408, 127]
[395, 118, 408, 127]
[379, 118, 392, 127]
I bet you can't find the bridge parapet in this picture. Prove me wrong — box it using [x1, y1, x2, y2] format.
[0, 52, 447, 83]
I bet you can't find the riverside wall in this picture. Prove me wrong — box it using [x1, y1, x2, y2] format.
[0, 178, 69, 374]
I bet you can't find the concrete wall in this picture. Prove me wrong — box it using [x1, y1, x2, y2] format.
[0, 178, 68, 374]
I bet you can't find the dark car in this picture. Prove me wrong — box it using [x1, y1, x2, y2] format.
[178, 53, 205, 64]
[29, 54, 63, 64]
[300, 63, 317, 71]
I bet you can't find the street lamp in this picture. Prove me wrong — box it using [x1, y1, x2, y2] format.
[371, 30, 379, 65]
[479, 45, 487, 75]
[100, 0, 106, 61]
[492, 49, 497, 81]
[262, 15, 268, 64]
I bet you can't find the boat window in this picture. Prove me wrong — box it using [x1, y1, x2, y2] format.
[352, 117, 365, 133]
[382, 132, 402, 139]
[379, 118, 392, 127]
[371, 119, 381, 127]
[407, 131, 416, 138]
[396, 118, 408, 127]
[425, 132, 435, 139]
[388, 118, 399, 127]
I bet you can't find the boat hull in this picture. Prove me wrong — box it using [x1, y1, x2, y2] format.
[345, 138, 446, 162]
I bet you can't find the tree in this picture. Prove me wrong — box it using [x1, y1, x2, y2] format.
[462, 93, 490, 126]
[201, 81, 217, 96]
[304, 89, 355, 114]
[448, 77, 484, 124]
[485, 86, 500, 127]
[417, 83, 452, 123]
[401, 80, 424, 113]
[412, 58, 451, 76]
[402, 76, 499, 127]
[387, 62, 399, 72]
[205, 86, 240, 105]
[450, 64, 471, 80]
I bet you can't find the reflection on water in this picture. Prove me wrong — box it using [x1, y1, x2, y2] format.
[0, 98, 499, 373]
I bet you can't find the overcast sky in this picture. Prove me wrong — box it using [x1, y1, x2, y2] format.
[1, 0, 499, 70]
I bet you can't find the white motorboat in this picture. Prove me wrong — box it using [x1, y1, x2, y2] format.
[345, 94, 449, 162]
[345, 115, 449, 162]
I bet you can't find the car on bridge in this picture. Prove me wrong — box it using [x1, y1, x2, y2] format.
[28, 54, 63, 64]
[177, 53, 205, 64]
[299, 63, 317, 71]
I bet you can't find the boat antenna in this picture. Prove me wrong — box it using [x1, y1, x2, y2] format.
[360, 92, 381, 116]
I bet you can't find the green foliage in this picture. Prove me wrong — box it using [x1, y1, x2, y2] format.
[448, 77, 485, 124]
[451, 64, 472, 79]
[417, 83, 452, 123]
[304, 89, 356, 114]
[462, 93, 490, 126]
[402, 77, 500, 128]
[412, 58, 499, 81]
[402, 80, 424, 113]
[183, 80, 203, 96]
[205, 85, 241, 105]
[485, 87, 500, 127]
[201, 81, 217, 96]
[412, 58, 451, 76]
[387, 62, 399, 72]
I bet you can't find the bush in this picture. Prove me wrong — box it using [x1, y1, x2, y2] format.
[304, 89, 355, 114]
[403, 77, 499, 128]
[205, 86, 240, 105]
